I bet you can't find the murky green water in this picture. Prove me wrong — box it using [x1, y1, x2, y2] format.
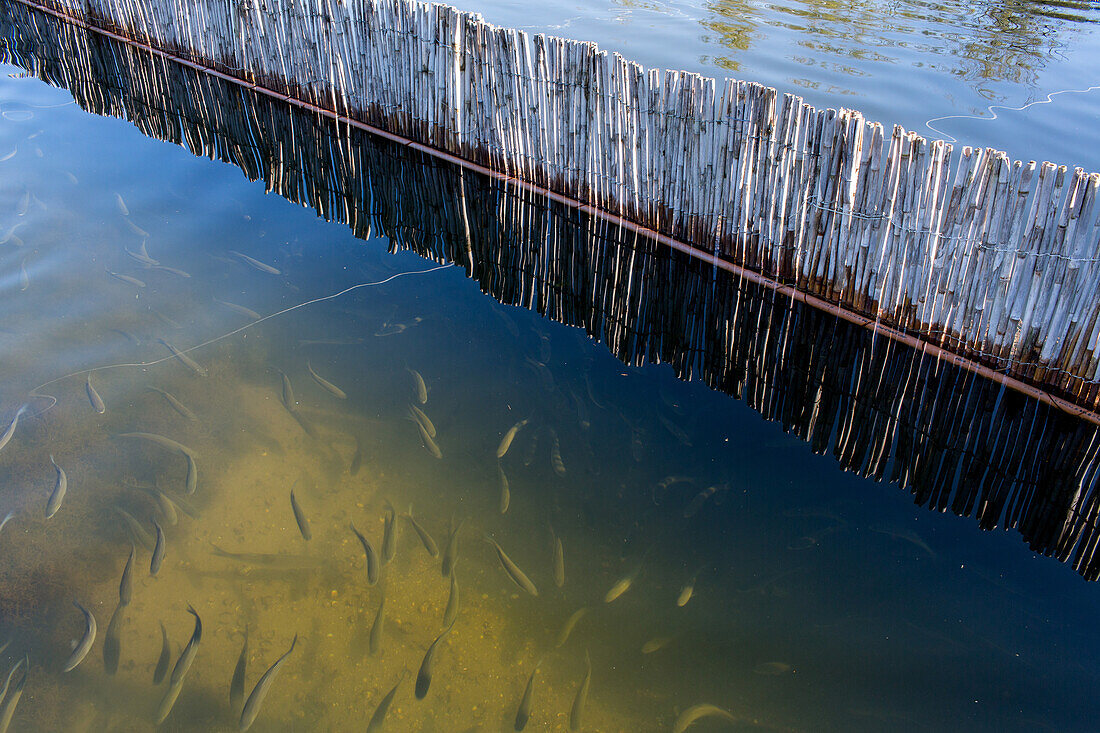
[2, 18, 1100, 732]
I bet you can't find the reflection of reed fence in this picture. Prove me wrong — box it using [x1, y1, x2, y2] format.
[5, 2, 1100, 578]
[7, 0, 1100, 415]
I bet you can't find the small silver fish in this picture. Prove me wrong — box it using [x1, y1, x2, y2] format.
[550, 527, 565, 589]
[119, 545, 135, 605]
[45, 454, 67, 519]
[351, 523, 379, 585]
[0, 404, 28, 453]
[278, 369, 296, 413]
[228, 250, 281, 275]
[486, 535, 538, 597]
[514, 659, 542, 731]
[498, 462, 510, 514]
[442, 571, 459, 627]
[62, 601, 97, 672]
[569, 651, 591, 731]
[214, 297, 261, 320]
[672, 703, 739, 733]
[103, 602, 123, 675]
[290, 491, 311, 541]
[554, 608, 588, 649]
[124, 219, 149, 238]
[116, 431, 194, 455]
[403, 511, 438, 557]
[86, 373, 105, 414]
[115, 192, 129, 216]
[239, 634, 297, 731]
[407, 367, 427, 403]
[441, 516, 464, 577]
[369, 593, 385, 656]
[604, 565, 641, 604]
[147, 387, 199, 422]
[18, 259, 27, 291]
[496, 419, 529, 459]
[366, 672, 405, 733]
[0, 657, 27, 733]
[153, 622, 170, 684]
[157, 339, 207, 377]
[185, 453, 198, 495]
[381, 505, 397, 564]
[105, 267, 146, 288]
[149, 264, 191, 278]
[414, 420, 443, 459]
[230, 626, 248, 710]
[408, 404, 435, 437]
[307, 361, 347, 399]
[116, 508, 155, 551]
[415, 620, 455, 700]
[150, 519, 166, 575]
[156, 606, 202, 724]
[549, 428, 565, 475]
[0, 511, 16, 538]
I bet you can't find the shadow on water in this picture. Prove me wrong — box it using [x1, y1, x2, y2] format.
[1, 4, 1100, 732]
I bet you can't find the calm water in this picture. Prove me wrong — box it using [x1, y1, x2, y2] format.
[1, 10, 1100, 733]
[455, 0, 1100, 173]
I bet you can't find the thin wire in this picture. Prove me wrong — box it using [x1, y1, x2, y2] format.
[27, 263, 453, 402]
[925, 84, 1100, 143]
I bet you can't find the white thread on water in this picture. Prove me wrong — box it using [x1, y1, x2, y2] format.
[27, 263, 453, 406]
[925, 84, 1100, 143]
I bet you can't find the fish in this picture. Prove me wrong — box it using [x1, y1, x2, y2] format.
[441, 516, 464, 577]
[210, 545, 324, 569]
[0, 405, 27, 453]
[150, 519, 166, 575]
[115, 192, 129, 216]
[124, 218, 149, 237]
[156, 606, 202, 725]
[119, 545, 135, 605]
[351, 524, 379, 586]
[497, 462, 510, 514]
[214, 297, 261, 320]
[652, 475, 694, 505]
[568, 651, 591, 731]
[239, 634, 297, 731]
[641, 636, 675, 654]
[604, 565, 642, 604]
[125, 246, 159, 267]
[415, 620, 456, 699]
[103, 602, 123, 675]
[230, 626, 249, 710]
[229, 250, 281, 275]
[62, 601, 97, 672]
[110, 328, 141, 345]
[370, 593, 386, 656]
[521, 428, 539, 467]
[130, 483, 178, 526]
[85, 374, 106, 414]
[0, 511, 15, 538]
[677, 568, 704, 608]
[278, 369, 296, 413]
[185, 452, 198, 495]
[442, 571, 459, 627]
[18, 259, 27, 291]
[683, 485, 725, 519]
[45, 455, 67, 519]
[147, 386, 199, 422]
[365, 671, 406, 733]
[554, 608, 588, 649]
[290, 491, 311, 541]
[414, 419, 443, 459]
[403, 512, 438, 557]
[549, 428, 565, 475]
[349, 434, 364, 476]
[105, 267, 146, 288]
[513, 658, 542, 731]
[381, 506, 397, 564]
[407, 367, 427, 403]
[0, 656, 26, 715]
[550, 526, 565, 588]
[658, 414, 692, 447]
[116, 431, 195, 456]
[869, 526, 937, 559]
[157, 339, 207, 377]
[153, 622, 170, 684]
[149, 264, 192, 278]
[407, 404, 435, 437]
[672, 703, 740, 733]
[753, 661, 791, 676]
[496, 419, 529, 459]
[0, 657, 27, 733]
[307, 361, 347, 399]
[116, 508, 155, 551]
[485, 535, 538, 597]
[0, 222, 24, 245]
